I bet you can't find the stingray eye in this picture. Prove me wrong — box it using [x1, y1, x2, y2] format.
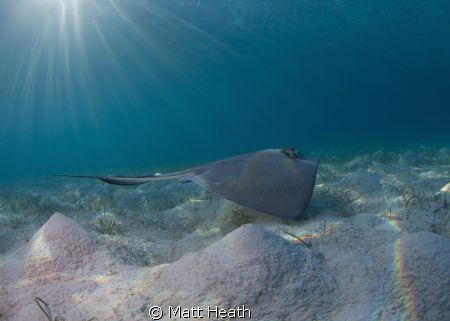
[281, 148, 301, 159]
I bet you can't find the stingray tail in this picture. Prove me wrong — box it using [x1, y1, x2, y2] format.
[54, 171, 191, 186]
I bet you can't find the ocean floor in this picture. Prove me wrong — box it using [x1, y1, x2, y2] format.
[0, 146, 449, 321]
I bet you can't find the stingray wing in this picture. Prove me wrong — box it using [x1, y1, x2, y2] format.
[188, 149, 319, 220]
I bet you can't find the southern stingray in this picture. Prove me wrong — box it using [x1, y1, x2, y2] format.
[57, 148, 319, 219]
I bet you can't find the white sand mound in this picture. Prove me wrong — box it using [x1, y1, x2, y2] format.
[1, 214, 450, 321]
[147, 224, 338, 320]
[374, 231, 450, 321]
[23, 212, 97, 277]
[0, 214, 113, 321]
[319, 219, 450, 321]
[341, 168, 382, 193]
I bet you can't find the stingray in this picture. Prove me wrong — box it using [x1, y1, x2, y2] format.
[56, 148, 319, 219]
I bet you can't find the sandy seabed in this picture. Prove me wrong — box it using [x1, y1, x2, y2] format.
[0, 147, 449, 321]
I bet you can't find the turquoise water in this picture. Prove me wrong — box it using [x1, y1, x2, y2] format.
[1, 0, 449, 180]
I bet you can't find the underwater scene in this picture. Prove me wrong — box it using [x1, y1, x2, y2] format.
[1, 1, 450, 320]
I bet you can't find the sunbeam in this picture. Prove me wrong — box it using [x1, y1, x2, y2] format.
[0, 0, 242, 178]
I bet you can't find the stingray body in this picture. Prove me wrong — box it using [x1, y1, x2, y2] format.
[57, 148, 319, 219]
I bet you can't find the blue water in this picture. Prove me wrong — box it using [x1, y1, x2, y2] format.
[1, 0, 449, 180]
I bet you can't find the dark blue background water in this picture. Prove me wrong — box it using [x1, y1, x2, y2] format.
[1, 0, 449, 180]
